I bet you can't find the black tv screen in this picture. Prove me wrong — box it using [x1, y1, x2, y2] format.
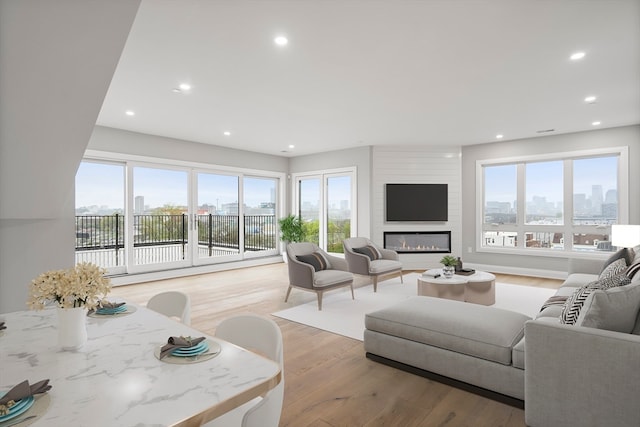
[385, 183, 448, 222]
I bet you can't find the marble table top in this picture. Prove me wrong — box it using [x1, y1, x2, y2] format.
[0, 305, 281, 426]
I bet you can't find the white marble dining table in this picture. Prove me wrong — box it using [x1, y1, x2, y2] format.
[0, 304, 281, 426]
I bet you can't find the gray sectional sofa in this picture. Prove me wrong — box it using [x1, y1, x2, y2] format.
[364, 248, 640, 427]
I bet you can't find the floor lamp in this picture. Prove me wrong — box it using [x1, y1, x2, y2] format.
[611, 224, 640, 249]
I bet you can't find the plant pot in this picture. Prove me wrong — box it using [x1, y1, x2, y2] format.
[442, 266, 455, 278]
[57, 306, 87, 350]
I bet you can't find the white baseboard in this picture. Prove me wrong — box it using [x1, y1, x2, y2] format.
[109, 256, 283, 286]
[463, 263, 568, 280]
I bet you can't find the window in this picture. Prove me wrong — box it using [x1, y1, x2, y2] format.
[293, 168, 356, 253]
[76, 157, 283, 275]
[478, 148, 628, 255]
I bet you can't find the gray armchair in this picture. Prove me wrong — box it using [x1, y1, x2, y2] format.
[285, 242, 354, 310]
[343, 237, 403, 292]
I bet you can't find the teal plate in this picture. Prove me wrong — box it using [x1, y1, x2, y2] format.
[0, 395, 34, 423]
[172, 341, 209, 356]
[96, 305, 127, 315]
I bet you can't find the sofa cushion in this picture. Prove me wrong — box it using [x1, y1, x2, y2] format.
[296, 252, 329, 272]
[599, 258, 627, 279]
[560, 273, 599, 289]
[512, 338, 525, 370]
[353, 245, 381, 260]
[600, 247, 634, 273]
[576, 283, 640, 333]
[365, 296, 530, 365]
[561, 274, 632, 325]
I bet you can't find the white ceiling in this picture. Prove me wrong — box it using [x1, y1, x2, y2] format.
[97, 0, 640, 157]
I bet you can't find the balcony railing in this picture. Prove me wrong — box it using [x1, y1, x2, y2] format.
[75, 214, 276, 268]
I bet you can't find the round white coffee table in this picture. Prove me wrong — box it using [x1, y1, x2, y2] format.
[417, 269, 496, 305]
[464, 270, 496, 305]
[417, 274, 468, 301]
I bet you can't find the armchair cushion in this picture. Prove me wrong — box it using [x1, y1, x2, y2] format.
[296, 252, 330, 272]
[352, 245, 381, 261]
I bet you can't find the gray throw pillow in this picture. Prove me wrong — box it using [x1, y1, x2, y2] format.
[353, 245, 381, 260]
[600, 247, 634, 274]
[296, 252, 329, 272]
[599, 258, 627, 279]
[576, 283, 640, 333]
[560, 274, 632, 325]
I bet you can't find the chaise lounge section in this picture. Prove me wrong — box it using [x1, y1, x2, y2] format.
[364, 248, 640, 425]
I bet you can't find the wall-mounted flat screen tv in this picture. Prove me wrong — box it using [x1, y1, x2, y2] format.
[385, 183, 448, 222]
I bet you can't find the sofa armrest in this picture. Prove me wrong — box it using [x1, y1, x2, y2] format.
[567, 257, 603, 275]
[525, 320, 640, 427]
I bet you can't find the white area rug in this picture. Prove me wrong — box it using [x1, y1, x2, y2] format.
[272, 273, 556, 341]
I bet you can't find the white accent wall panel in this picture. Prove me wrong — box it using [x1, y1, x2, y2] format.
[372, 146, 462, 270]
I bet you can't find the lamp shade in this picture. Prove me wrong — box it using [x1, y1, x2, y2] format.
[611, 224, 640, 248]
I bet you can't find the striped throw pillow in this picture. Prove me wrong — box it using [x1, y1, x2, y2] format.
[561, 274, 632, 325]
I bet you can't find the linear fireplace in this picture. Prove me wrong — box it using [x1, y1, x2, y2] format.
[383, 231, 451, 254]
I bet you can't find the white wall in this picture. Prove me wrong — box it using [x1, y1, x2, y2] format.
[461, 125, 640, 277]
[0, 1, 141, 314]
[89, 126, 289, 173]
[371, 146, 462, 270]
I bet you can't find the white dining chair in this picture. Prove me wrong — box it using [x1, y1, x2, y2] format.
[204, 313, 284, 427]
[146, 291, 191, 325]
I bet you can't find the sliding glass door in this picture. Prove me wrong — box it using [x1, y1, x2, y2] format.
[130, 166, 191, 271]
[294, 168, 356, 253]
[76, 158, 283, 274]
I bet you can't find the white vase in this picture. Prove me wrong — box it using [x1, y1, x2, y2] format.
[57, 306, 88, 350]
[442, 266, 455, 278]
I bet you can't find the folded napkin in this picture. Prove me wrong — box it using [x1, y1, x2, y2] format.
[160, 336, 206, 359]
[0, 321, 5, 330]
[98, 300, 126, 309]
[0, 379, 51, 414]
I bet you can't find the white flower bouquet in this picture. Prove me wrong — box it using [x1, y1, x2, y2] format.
[27, 262, 112, 310]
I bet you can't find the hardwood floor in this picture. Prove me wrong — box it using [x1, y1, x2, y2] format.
[110, 264, 563, 427]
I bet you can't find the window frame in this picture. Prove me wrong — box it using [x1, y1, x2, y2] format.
[78, 150, 286, 274]
[475, 146, 629, 259]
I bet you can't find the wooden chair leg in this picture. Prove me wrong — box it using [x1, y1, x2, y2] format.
[350, 284, 355, 300]
[284, 286, 293, 302]
[373, 276, 378, 292]
[317, 291, 323, 311]
[400, 271, 403, 283]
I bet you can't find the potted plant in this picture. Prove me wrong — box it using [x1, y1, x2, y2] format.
[439, 255, 459, 278]
[278, 214, 305, 262]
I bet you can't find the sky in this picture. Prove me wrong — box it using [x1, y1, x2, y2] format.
[76, 162, 353, 211]
[76, 162, 279, 209]
[484, 156, 618, 204]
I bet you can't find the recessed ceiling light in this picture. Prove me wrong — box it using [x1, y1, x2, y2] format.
[274, 36, 288, 46]
[584, 95, 597, 103]
[288, 144, 295, 149]
[179, 83, 191, 91]
[496, 134, 504, 139]
[592, 121, 601, 126]
[223, 131, 231, 136]
[570, 52, 586, 60]
[125, 110, 135, 116]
